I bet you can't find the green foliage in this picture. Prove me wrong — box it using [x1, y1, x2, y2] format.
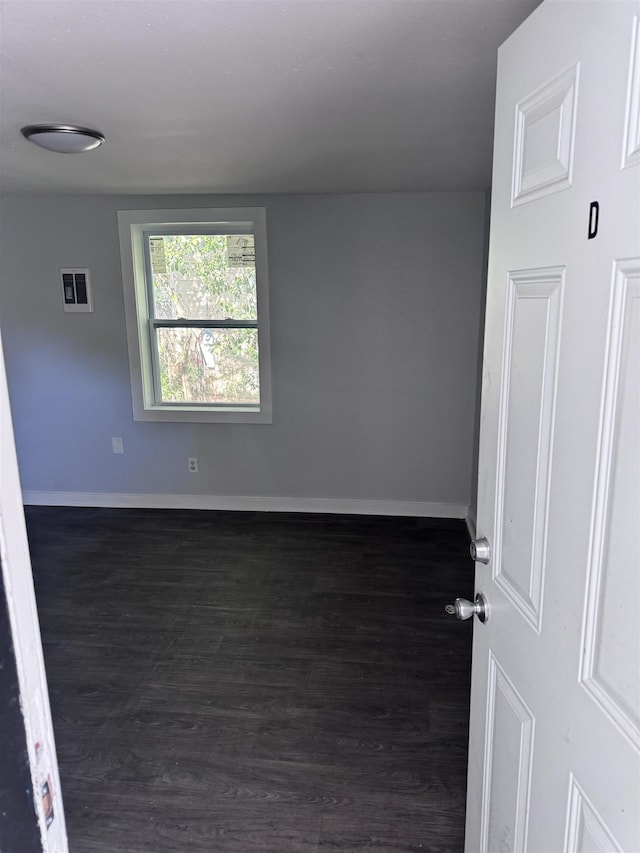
[150, 235, 260, 404]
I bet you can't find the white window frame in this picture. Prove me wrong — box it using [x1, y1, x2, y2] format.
[118, 207, 272, 424]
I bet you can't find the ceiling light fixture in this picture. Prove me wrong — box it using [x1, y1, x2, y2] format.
[21, 124, 105, 153]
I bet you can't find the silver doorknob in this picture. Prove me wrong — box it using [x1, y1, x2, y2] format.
[445, 592, 489, 623]
[470, 536, 491, 564]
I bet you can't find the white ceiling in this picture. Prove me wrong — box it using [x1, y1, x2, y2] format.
[0, 0, 542, 195]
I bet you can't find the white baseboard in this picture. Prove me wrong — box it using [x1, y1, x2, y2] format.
[22, 490, 468, 519]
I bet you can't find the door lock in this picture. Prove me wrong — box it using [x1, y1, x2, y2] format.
[470, 536, 491, 564]
[445, 592, 489, 624]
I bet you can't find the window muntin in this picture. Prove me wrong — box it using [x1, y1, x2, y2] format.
[118, 208, 271, 424]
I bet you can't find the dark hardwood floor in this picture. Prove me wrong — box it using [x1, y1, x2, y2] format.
[26, 508, 474, 853]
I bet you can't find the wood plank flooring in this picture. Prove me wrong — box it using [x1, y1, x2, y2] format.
[26, 508, 474, 853]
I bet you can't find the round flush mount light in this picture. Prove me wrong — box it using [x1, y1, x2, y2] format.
[21, 124, 105, 153]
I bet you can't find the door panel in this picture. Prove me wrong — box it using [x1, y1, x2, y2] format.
[565, 775, 625, 853]
[481, 654, 535, 852]
[622, 17, 640, 170]
[580, 262, 640, 750]
[496, 267, 563, 631]
[512, 64, 579, 206]
[466, 3, 640, 851]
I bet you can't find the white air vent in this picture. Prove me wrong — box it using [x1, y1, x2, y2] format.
[61, 268, 93, 313]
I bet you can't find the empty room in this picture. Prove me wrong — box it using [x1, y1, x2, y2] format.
[1, 1, 638, 852]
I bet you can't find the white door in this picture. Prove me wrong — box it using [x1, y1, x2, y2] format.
[465, 1, 640, 851]
[0, 330, 68, 850]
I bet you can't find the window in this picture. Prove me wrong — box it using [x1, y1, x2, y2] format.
[118, 208, 271, 423]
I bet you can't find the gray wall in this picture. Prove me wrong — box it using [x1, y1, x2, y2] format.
[468, 189, 492, 533]
[0, 192, 486, 513]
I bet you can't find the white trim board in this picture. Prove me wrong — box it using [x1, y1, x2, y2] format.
[22, 491, 468, 519]
[465, 514, 477, 541]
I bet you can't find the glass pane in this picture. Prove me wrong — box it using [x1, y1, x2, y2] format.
[148, 234, 257, 321]
[156, 327, 260, 405]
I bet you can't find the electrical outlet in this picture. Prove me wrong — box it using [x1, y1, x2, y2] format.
[188, 457, 198, 473]
[112, 437, 124, 454]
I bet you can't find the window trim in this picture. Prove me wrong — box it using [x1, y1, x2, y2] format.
[118, 208, 272, 424]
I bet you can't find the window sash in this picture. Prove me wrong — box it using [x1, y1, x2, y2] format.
[148, 320, 260, 407]
[142, 230, 258, 323]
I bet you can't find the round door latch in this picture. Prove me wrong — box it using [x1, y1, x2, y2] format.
[445, 592, 489, 624]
